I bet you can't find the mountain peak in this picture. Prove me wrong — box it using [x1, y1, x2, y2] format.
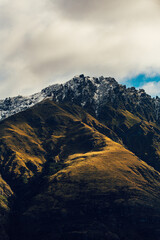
[72, 74, 118, 84]
[0, 74, 159, 122]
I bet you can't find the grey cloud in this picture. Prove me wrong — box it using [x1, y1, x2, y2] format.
[0, 0, 160, 98]
[54, 0, 127, 20]
[53, 0, 155, 23]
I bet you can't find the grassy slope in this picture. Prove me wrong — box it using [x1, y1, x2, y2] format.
[0, 100, 120, 190]
[0, 100, 160, 239]
[98, 104, 160, 171]
[20, 135, 160, 240]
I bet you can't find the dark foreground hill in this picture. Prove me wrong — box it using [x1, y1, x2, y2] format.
[0, 99, 160, 240]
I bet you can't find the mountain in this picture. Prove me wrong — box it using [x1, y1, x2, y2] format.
[1, 75, 160, 122]
[0, 76, 160, 239]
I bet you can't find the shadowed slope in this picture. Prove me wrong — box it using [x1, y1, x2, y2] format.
[97, 105, 160, 171]
[0, 176, 13, 240]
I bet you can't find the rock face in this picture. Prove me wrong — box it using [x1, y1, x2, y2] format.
[0, 76, 160, 239]
[1, 74, 160, 122]
[50, 75, 157, 122]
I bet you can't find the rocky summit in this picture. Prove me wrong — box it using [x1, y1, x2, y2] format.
[1, 74, 160, 122]
[0, 75, 160, 240]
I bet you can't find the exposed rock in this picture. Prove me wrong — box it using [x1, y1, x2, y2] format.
[0, 75, 160, 123]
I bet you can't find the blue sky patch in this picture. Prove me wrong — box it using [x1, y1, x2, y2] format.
[123, 74, 160, 88]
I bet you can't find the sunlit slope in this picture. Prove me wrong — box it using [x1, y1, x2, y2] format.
[18, 136, 160, 240]
[0, 120, 46, 186]
[97, 104, 160, 171]
[0, 100, 118, 189]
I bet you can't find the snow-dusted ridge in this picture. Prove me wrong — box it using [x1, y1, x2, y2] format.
[0, 75, 117, 120]
[0, 92, 46, 120]
[0, 74, 160, 122]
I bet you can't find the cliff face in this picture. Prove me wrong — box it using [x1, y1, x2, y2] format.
[0, 76, 160, 239]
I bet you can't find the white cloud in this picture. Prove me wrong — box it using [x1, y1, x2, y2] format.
[141, 81, 160, 97]
[0, 0, 160, 97]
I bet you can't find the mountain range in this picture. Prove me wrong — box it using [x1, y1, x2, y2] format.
[1, 75, 160, 240]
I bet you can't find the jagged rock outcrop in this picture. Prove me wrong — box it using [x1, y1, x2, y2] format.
[0, 74, 160, 123]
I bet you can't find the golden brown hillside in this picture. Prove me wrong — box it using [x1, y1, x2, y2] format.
[0, 100, 119, 189]
[18, 135, 160, 240]
[0, 100, 160, 240]
[97, 104, 160, 172]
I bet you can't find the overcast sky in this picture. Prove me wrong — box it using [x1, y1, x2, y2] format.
[0, 0, 160, 98]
